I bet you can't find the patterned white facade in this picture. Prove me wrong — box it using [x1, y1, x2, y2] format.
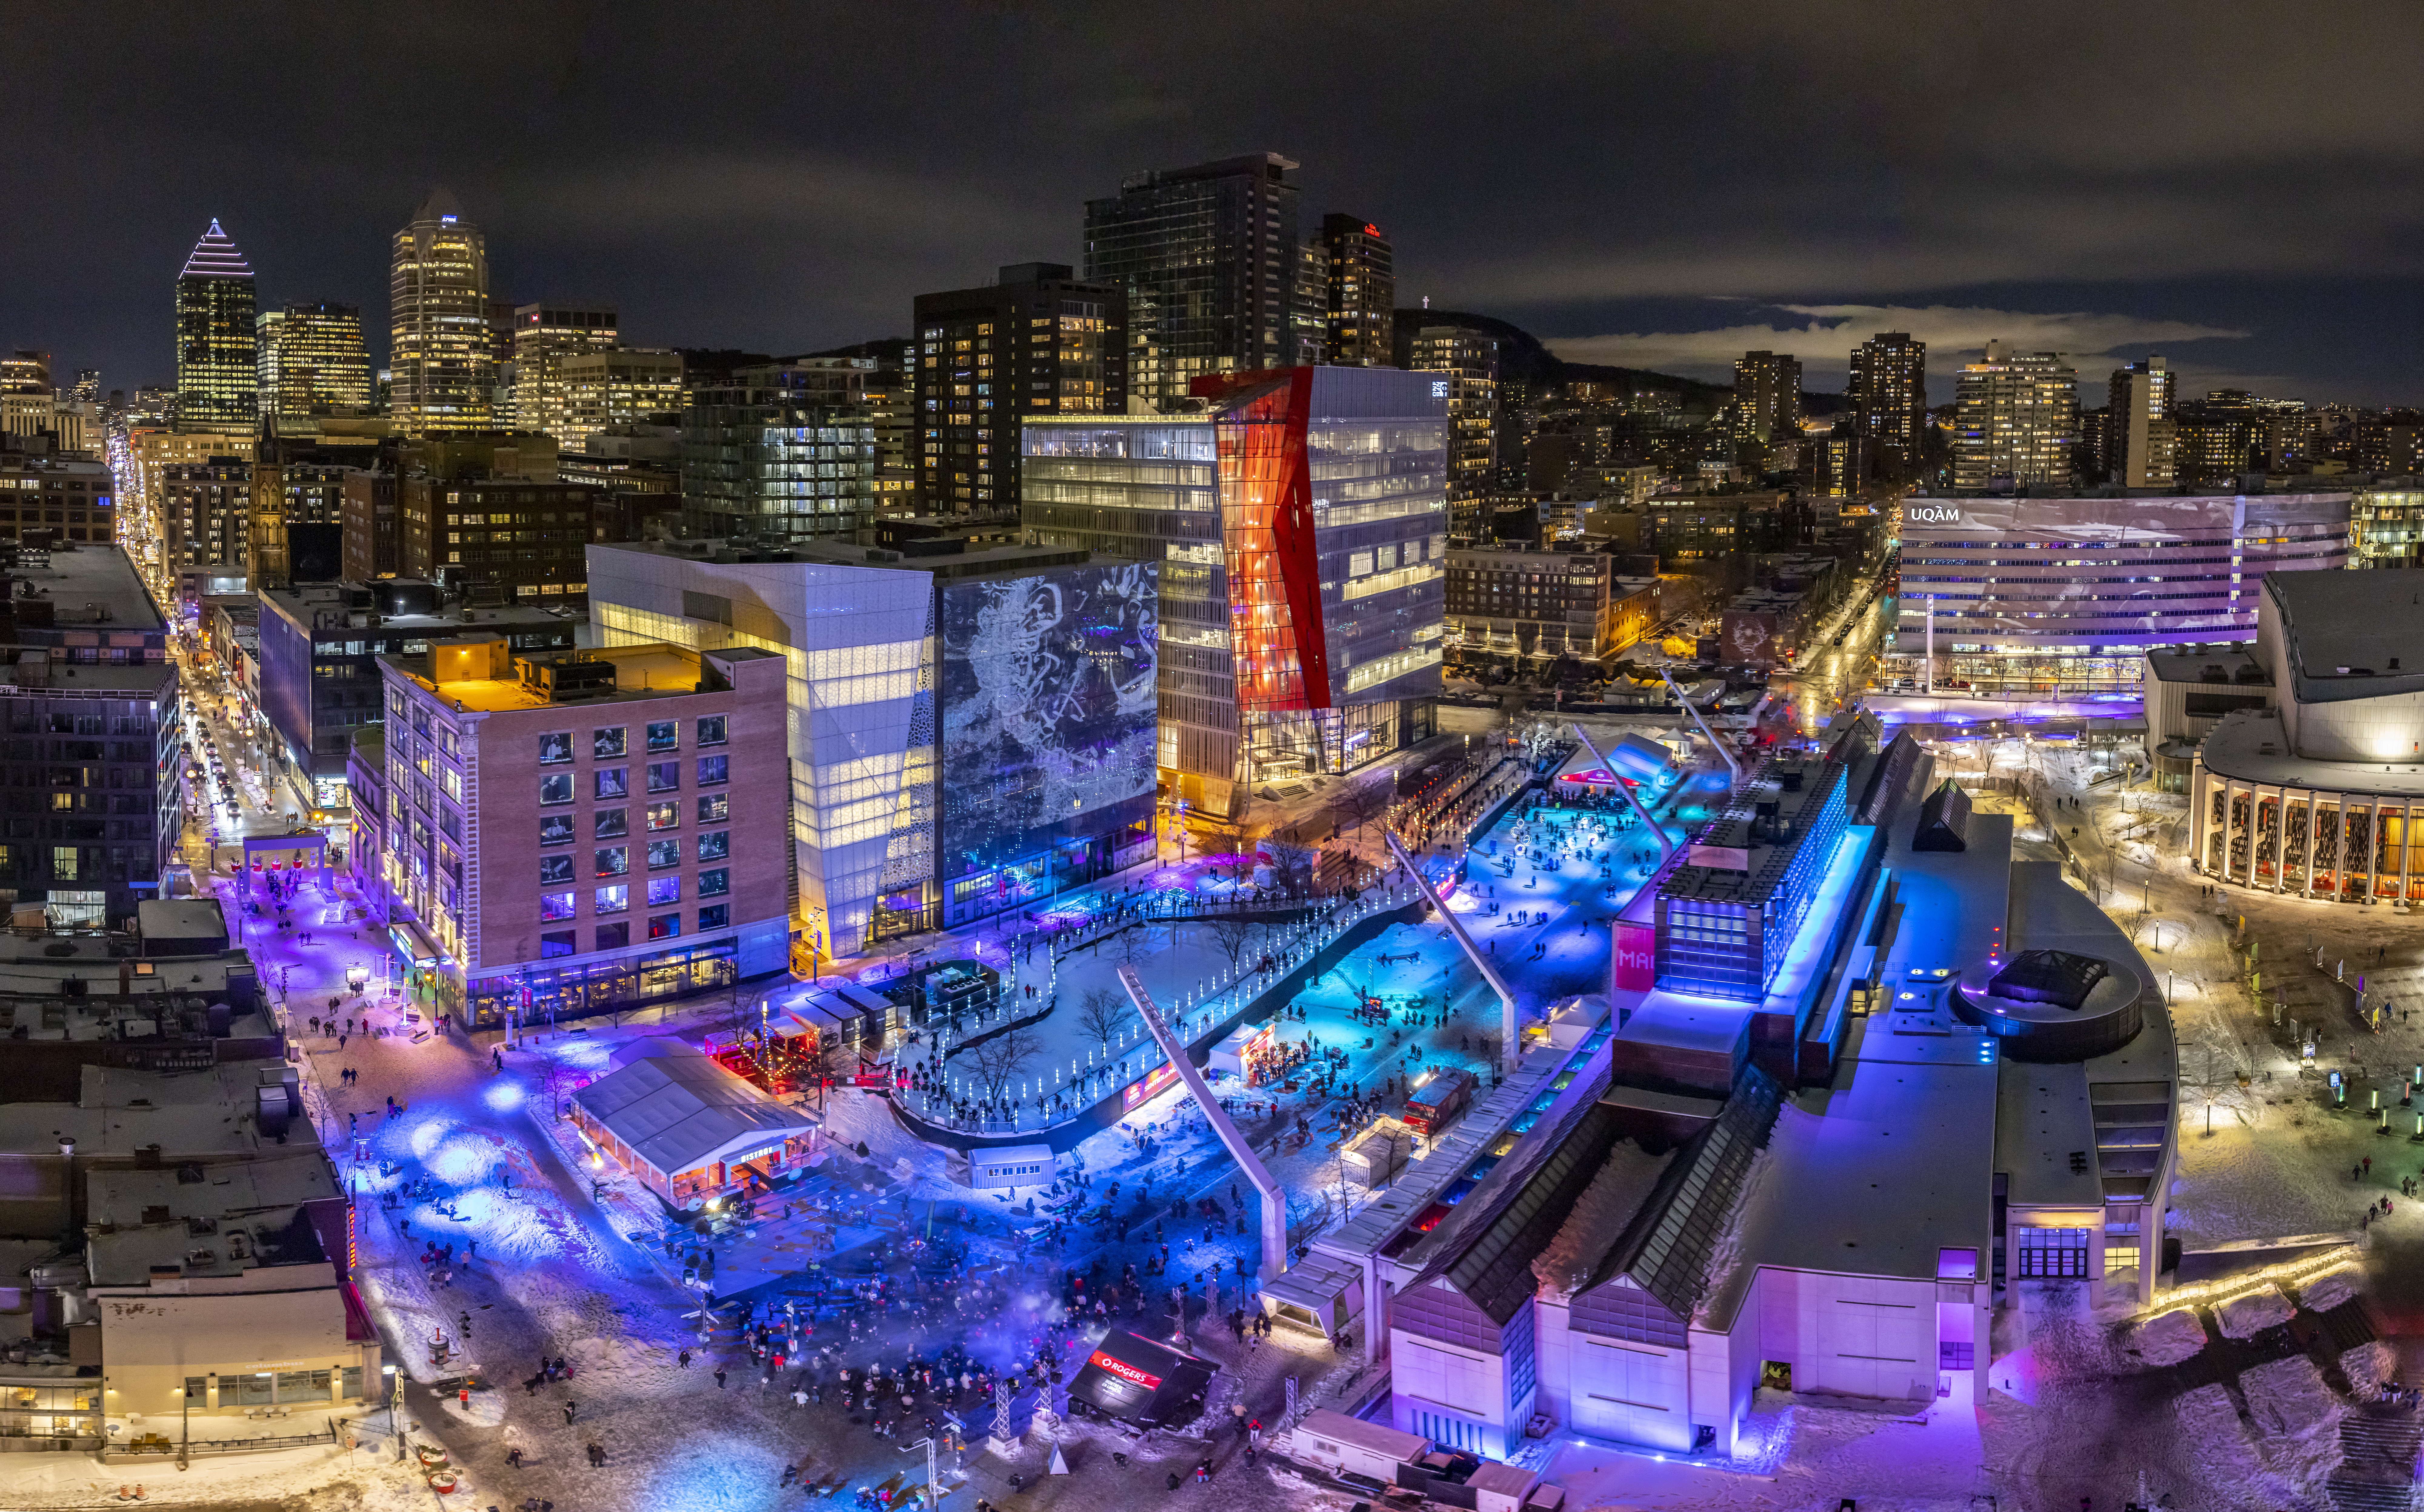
[586, 545, 937, 959]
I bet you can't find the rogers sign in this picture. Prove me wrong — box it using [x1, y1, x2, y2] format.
[1087, 1349, 1162, 1392]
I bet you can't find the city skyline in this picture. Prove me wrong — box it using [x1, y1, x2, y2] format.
[2, 5, 2418, 406]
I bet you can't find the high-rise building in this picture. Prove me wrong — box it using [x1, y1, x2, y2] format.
[0, 351, 53, 442]
[2106, 356, 2177, 487]
[257, 301, 373, 424]
[556, 349, 685, 452]
[1847, 332, 1926, 483]
[2173, 390, 2264, 485]
[911, 263, 1126, 516]
[1316, 215, 1394, 367]
[1022, 366, 1447, 817]
[1084, 152, 1301, 413]
[175, 220, 257, 431]
[1409, 326, 1501, 533]
[511, 304, 619, 440]
[681, 365, 878, 542]
[69, 370, 100, 406]
[1733, 351, 1801, 443]
[388, 188, 495, 437]
[1952, 341, 2077, 492]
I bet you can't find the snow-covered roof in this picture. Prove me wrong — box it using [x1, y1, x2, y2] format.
[571, 1039, 811, 1177]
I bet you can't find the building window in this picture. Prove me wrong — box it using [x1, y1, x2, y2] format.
[696, 755, 728, 787]
[595, 846, 628, 877]
[697, 794, 729, 823]
[595, 808, 628, 839]
[593, 727, 626, 759]
[697, 715, 727, 747]
[595, 884, 628, 915]
[698, 868, 729, 897]
[596, 921, 628, 951]
[647, 719, 678, 752]
[539, 773, 573, 805]
[50, 847, 75, 881]
[648, 912, 680, 941]
[540, 815, 574, 846]
[647, 761, 680, 793]
[440, 768, 462, 802]
[538, 732, 572, 764]
[647, 876, 680, 907]
[594, 767, 628, 801]
[699, 903, 729, 931]
[540, 929, 576, 958]
[698, 830, 729, 860]
[648, 839, 681, 869]
[539, 855, 574, 885]
[646, 802, 679, 831]
[540, 891, 576, 922]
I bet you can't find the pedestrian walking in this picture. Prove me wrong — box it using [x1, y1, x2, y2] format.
[563, 1401, 578, 1426]
[715, 1368, 728, 1389]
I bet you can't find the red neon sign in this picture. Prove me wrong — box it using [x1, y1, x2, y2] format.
[1087, 1350, 1162, 1391]
[1123, 1060, 1180, 1111]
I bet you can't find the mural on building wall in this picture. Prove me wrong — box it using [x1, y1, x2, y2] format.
[938, 561, 1159, 879]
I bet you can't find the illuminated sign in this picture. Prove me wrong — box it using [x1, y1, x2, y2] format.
[1123, 1060, 1180, 1111]
[1086, 1349, 1162, 1392]
[1906, 505, 1961, 524]
[387, 925, 438, 969]
[1430, 380, 1451, 399]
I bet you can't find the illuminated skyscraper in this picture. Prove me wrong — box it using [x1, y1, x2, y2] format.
[1733, 350, 1801, 442]
[257, 301, 372, 423]
[1953, 341, 2077, 492]
[388, 188, 494, 436]
[1848, 331, 1927, 483]
[1409, 326, 1500, 532]
[175, 219, 257, 430]
[911, 263, 1124, 515]
[1084, 153, 1300, 413]
[511, 304, 618, 439]
[2106, 356, 2176, 487]
[1316, 215, 1394, 367]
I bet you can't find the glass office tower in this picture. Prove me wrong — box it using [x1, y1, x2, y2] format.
[1025, 365, 1445, 816]
[388, 188, 495, 437]
[175, 220, 257, 430]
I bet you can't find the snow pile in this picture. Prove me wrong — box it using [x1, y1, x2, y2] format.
[2297, 1259, 2366, 1314]
[2215, 1284, 2295, 1338]
[2341, 1340, 2397, 1399]
[2238, 1353, 2351, 1494]
[2172, 1383, 2300, 1508]
[2119, 1306, 2209, 1367]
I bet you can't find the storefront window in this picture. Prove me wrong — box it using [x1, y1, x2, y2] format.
[229, 1372, 275, 1407]
[276, 1369, 331, 1403]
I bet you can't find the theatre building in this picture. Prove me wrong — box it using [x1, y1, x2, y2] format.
[2189, 567, 2424, 899]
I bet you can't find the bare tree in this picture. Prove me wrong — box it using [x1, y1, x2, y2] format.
[1074, 986, 1131, 1057]
[1342, 778, 1395, 839]
[1264, 838, 1318, 896]
[967, 1026, 1040, 1102]
[1206, 914, 1264, 981]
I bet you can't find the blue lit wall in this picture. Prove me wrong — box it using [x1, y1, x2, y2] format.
[936, 560, 1159, 914]
[1654, 765, 1852, 1002]
[256, 598, 317, 772]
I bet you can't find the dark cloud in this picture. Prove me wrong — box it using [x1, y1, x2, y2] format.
[6, 1, 2421, 401]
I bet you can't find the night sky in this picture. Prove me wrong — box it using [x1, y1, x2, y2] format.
[12, 2, 2422, 405]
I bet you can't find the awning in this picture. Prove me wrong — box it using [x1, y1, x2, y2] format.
[1067, 1330, 1217, 1428]
[387, 920, 444, 969]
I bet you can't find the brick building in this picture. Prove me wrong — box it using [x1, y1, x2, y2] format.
[371, 637, 790, 1025]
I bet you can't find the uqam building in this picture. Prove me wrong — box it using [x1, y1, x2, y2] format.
[1264, 713, 2178, 1460]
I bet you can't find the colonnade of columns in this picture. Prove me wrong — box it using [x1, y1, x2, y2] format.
[2189, 766, 2420, 901]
